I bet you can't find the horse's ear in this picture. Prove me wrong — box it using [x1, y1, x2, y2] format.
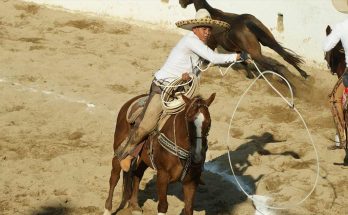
[181, 94, 191, 104]
[326, 25, 332, 35]
[205, 93, 216, 107]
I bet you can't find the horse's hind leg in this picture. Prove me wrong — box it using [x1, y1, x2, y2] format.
[251, 53, 287, 78]
[128, 160, 148, 214]
[104, 157, 121, 215]
[241, 61, 255, 79]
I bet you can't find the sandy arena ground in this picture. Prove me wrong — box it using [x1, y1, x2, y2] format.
[0, 1, 347, 214]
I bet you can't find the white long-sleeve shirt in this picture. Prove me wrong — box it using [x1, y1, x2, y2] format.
[155, 32, 237, 82]
[323, 18, 348, 67]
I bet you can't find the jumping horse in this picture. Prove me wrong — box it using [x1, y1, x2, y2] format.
[104, 93, 216, 215]
[179, 0, 308, 79]
[324, 25, 347, 148]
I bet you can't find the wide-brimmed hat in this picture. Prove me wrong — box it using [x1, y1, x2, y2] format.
[332, 0, 348, 13]
[175, 9, 230, 33]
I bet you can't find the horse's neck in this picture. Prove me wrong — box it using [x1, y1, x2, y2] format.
[192, 0, 237, 19]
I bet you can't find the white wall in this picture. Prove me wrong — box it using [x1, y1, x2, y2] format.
[25, 0, 347, 67]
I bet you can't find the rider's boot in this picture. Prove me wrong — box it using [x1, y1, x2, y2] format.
[117, 128, 145, 172]
[120, 155, 134, 172]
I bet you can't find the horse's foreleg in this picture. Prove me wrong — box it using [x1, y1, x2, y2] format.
[156, 170, 170, 214]
[128, 160, 148, 214]
[104, 157, 121, 215]
[182, 180, 198, 215]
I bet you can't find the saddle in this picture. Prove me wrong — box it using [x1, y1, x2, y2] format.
[125, 95, 172, 158]
[126, 95, 148, 124]
[126, 95, 171, 130]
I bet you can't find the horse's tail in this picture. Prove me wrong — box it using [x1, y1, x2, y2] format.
[119, 169, 134, 208]
[245, 19, 308, 78]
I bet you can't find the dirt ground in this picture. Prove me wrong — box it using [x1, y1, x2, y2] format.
[0, 1, 347, 214]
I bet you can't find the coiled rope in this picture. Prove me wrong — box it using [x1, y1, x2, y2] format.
[197, 59, 319, 210]
[156, 74, 200, 114]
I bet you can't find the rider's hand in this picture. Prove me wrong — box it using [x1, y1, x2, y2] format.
[182, 72, 191, 81]
[236, 53, 241, 61]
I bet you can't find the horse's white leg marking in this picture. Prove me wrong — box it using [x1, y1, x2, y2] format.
[103, 209, 112, 215]
[158, 213, 166, 215]
[193, 112, 204, 163]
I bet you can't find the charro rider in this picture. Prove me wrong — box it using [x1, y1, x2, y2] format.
[324, 0, 348, 149]
[116, 9, 243, 172]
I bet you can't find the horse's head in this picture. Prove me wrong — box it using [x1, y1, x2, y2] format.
[179, 0, 193, 8]
[324, 25, 346, 78]
[182, 93, 215, 164]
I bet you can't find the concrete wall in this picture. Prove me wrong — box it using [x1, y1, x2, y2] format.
[25, 0, 347, 67]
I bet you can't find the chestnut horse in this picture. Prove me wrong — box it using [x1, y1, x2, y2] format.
[179, 0, 308, 79]
[104, 93, 215, 215]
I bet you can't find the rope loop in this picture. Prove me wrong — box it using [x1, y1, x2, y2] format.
[194, 57, 320, 210]
[225, 59, 319, 210]
[159, 74, 200, 114]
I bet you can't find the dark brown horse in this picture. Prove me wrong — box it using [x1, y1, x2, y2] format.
[324, 25, 346, 78]
[179, 0, 308, 79]
[104, 93, 215, 215]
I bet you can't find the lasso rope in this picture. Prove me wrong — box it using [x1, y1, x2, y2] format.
[157, 60, 243, 114]
[198, 59, 319, 210]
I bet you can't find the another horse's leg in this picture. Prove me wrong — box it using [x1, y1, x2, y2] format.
[250, 52, 287, 78]
[182, 180, 198, 215]
[224, 29, 287, 78]
[156, 170, 170, 214]
[128, 160, 148, 214]
[104, 157, 121, 215]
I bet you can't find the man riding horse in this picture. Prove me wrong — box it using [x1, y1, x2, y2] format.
[115, 9, 244, 172]
[324, 0, 348, 149]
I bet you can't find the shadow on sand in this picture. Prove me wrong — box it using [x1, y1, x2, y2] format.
[30, 206, 70, 215]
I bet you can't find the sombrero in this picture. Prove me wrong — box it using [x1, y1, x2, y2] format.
[332, 0, 348, 13]
[175, 9, 230, 33]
